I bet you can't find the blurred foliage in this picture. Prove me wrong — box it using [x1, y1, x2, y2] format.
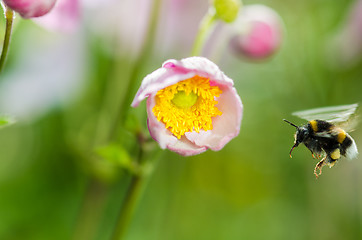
[0, 0, 362, 240]
[0, 115, 15, 128]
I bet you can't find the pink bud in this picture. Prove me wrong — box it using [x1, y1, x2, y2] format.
[3, 0, 57, 18]
[230, 4, 283, 60]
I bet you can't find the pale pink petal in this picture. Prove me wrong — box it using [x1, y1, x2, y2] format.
[185, 85, 243, 150]
[3, 0, 57, 18]
[163, 57, 234, 86]
[131, 67, 194, 107]
[131, 57, 234, 107]
[146, 96, 207, 156]
[166, 137, 208, 156]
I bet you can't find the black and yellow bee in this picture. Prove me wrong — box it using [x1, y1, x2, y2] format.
[284, 104, 359, 178]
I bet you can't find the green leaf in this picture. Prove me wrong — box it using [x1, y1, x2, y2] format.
[96, 143, 132, 170]
[0, 115, 15, 128]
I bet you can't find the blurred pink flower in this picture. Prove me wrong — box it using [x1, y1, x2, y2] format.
[3, 0, 57, 18]
[81, 0, 151, 58]
[229, 4, 283, 60]
[82, 0, 207, 58]
[34, 0, 80, 33]
[132, 57, 243, 156]
[0, 28, 86, 120]
[156, 0, 208, 57]
[326, 0, 362, 68]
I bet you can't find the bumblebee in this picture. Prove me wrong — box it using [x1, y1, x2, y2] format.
[284, 104, 359, 178]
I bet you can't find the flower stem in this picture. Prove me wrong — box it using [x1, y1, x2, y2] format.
[0, 5, 14, 74]
[111, 136, 158, 240]
[111, 130, 162, 240]
[111, 172, 146, 240]
[191, 8, 217, 56]
[72, 179, 109, 240]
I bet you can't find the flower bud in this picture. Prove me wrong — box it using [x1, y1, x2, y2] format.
[229, 4, 283, 60]
[213, 0, 241, 23]
[3, 0, 57, 18]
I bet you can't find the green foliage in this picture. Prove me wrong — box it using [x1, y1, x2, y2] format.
[124, 113, 141, 134]
[0, 115, 15, 128]
[96, 143, 133, 171]
[0, 0, 362, 240]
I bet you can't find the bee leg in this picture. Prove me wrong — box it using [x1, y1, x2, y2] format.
[309, 150, 322, 160]
[314, 156, 327, 178]
[309, 150, 318, 159]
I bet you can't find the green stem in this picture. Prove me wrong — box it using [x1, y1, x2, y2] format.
[111, 173, 146, 240]
[191, 8, 217, 56]
[111, 135, 150, 240]
[72, 179, 109, 240]
[109, 1, 163, 236]
[0, 6, 14, 74]
[111, 134, 161, 240]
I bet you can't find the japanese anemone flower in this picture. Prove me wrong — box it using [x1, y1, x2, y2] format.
[131, 57, 243, 156]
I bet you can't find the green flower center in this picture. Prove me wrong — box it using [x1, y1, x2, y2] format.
[171, 91, 198, 108]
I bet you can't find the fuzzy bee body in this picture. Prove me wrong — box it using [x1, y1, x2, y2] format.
[284, 104, 359, 178]
[303, 120, 357, 163]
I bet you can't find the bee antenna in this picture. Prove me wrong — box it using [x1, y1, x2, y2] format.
[283, 119, 298, 128]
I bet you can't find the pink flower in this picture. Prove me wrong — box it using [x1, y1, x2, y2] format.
[326, 0, 362, 68]
[131, 57, 243, 156]
[229, 4, 283, 60]
[3, 0, 57, 18]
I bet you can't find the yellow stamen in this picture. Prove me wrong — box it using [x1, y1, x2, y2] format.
[152, 75, 222, 139]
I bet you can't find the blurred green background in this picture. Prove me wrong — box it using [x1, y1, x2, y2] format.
[1, 0, 362, 240]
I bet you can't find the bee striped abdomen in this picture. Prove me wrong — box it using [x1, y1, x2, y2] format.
[341, 135, 352, 150]
[336, 128, 347, 143]
[308, 120, 352, 161]
[340, 134, 358, 159]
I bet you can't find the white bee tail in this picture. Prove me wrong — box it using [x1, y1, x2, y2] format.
[346, 135, 358, 160]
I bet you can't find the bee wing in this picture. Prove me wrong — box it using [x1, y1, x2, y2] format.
[336, 114, 359, 132]
[292, 103, 359, 132]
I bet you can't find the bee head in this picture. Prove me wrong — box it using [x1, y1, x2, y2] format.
[295, 126, 309, 145]
[283, 119, 308, 158]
